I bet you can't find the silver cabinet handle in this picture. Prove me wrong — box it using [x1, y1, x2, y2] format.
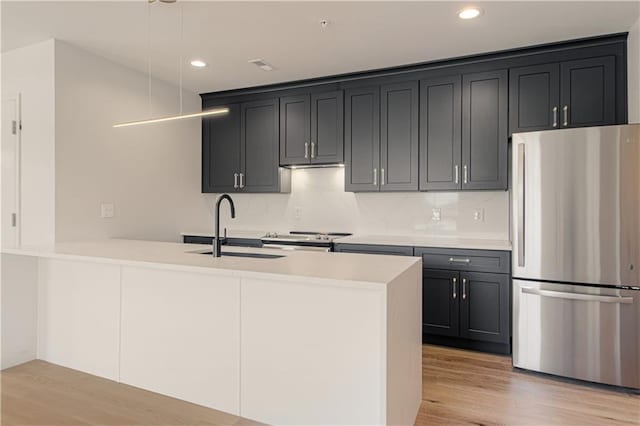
[552, 106, 558, 128]
[381, 168, 385, 186]
[517, 143, 525, 267]
[454, 165, 459, 185]
[452, 277, 457, 299]
[234, 173, 239, 189]
[304, 142, 309, 159]
[373, 168, 377, 186]
[521, 287, 633, 304]
[311, 142, 316, 159]
[462, 278, 467, 300]
[463, 165, 468, 184]
[449, 257, 470, 263]
[239, 173, 244, 189]
[563, 105, 568, 127]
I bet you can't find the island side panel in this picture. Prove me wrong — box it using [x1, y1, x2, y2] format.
[386, 261, 422, 426]
[37, 258, 121, 380]
[119, 266, 241, 415]
[1, 254, 38, 369]
[240, 277, 387, 425]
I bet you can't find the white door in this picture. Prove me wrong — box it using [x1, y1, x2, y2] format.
[2, 96, 21, 248]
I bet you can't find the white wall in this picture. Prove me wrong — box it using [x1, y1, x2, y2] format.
[1, 40, 56, 246]
[205, 168, 510, 240]
[629, 16, 640, 123]
[54, 41, 209, 242]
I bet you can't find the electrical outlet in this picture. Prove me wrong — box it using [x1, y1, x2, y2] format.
[101, 203, 114, 218]
[473, 208, 484, 222]
[431, 208, 441, 221]
[294, 206, 302, 220]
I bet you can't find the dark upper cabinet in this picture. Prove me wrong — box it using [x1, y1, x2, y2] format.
[419, 75, 462, 191]
[459, 272, 510, 344]
[311, 91, 344, 164]
[280, 95, 311, 165]
[345, 82, 418, 192]
[202, 103, 241, 193]
[422, 269, 460, 337]
[462, 70, 508, 191]
[380, 81, 419, 191]
[280, 90, 344, 166]
[345, 86, 380, 192]
[509, 56, 617, 134]
[240, 98, 285, 193]
[560, 56, 616, 128]
[509, 63, 560, 134]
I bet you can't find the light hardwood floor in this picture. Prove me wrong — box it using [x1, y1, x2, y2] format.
[2, 345, 638, 425]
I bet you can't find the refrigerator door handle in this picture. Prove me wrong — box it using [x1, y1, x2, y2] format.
[521, 287, 634, 304]
[517, 143, 525, 267]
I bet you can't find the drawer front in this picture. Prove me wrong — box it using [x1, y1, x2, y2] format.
[333, 243, 414, 256]
[415, 247, 510, 274]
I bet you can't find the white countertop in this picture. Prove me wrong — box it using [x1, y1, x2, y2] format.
[3, 239, 419, 285]
[335, 235, 512, 251]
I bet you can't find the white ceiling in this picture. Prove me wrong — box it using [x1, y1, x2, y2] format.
[2, 1, 639, 94]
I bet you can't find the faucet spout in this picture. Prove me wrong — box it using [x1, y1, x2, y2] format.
[213, 194, 236, 257]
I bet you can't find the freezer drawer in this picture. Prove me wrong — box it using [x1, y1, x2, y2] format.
[513, 279, 640, 389]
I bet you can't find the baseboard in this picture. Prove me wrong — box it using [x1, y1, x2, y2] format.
[423, 334, 511, 355]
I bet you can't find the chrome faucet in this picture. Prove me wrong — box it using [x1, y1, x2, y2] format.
[213, 194, 236, 257]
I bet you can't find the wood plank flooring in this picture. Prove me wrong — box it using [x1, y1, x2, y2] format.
[2, 345, 638, 425]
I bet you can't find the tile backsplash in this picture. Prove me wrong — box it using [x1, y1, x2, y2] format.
[204, 167, 510, 240]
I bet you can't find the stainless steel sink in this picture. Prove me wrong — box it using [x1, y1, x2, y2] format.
[198, 251, 284, 259]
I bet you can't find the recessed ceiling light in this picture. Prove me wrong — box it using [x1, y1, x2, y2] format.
[248, 58, 275, 71]
[190, 59, 207, 68]
[458, 7, 482, 20]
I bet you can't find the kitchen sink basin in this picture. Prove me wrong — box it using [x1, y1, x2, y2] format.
[198, 251, 284, 259]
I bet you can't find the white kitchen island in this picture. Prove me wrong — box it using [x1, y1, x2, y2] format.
[2, 239, 422, 426]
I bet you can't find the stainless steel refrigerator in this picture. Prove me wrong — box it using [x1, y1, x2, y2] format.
[512, 124, 640, 390]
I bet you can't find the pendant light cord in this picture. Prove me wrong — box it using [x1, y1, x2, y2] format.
[179, 3, 183, 114]
[148, 2, 152, 117]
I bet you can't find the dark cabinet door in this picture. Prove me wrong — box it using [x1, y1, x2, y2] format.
[462, 70, 508, 190]
[419, 75, 462, 191]
[509, 63, 560, 134]
[280, 94, 311, 166]
[202, 103, 241, 193]
[422, 269, 460, 337]
[380, 81, 419, 191]
[240, 98, 280, 193]
[311, 90, 344, 164]
[333, 243, 413, 256]
[345, 86, 380, 192]
[459, 272, 509, 344]
[560, 56, 616, 128]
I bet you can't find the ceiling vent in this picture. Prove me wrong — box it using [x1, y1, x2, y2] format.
[248, 59, 275, 71]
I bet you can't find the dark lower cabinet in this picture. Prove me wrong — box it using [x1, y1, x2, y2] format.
[419, 75, 462, 191]
[560, 56, 616, 128]
[417, 246, 512, 355]
[422, 269, 459, 337]
[333, 243, 413, 256]
[459, 271, 510, 344]
[462, 70, 508, 191]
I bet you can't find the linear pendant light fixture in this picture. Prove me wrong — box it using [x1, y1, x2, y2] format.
[113, 1, 227, 128]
